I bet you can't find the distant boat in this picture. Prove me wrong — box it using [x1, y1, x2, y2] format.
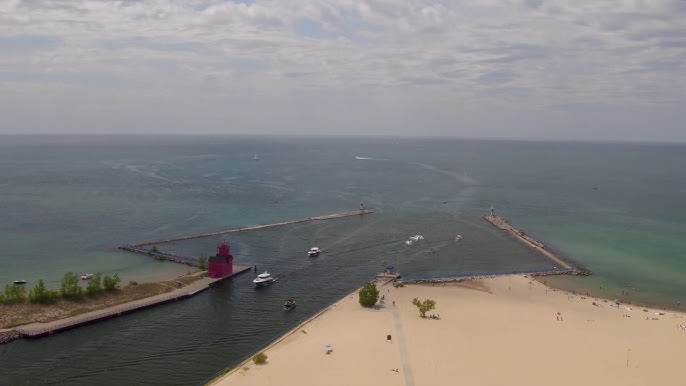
[81, 273, 94, 280]
[308, 247, 321, 257]
[253, 271, 275, 287]
[283, 299, 296, 311]
[13, 280, 27, 285]
[455, 234, 462, 241]
[254, 153, 260, 160]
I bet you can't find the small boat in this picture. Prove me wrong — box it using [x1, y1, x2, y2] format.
[253, 271, 275, 287]
[81, 273, 94, 280]
[253, 153, 260, 160]
[13, 280, 27, 285]
[283, 299, 296, 310]
[455, 234, 462, 241]
[307, 247, 321, 257]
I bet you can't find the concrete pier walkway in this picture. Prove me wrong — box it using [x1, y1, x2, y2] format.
[14, 265, 251, 339]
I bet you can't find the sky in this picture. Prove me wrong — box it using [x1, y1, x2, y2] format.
[0, 0, 685, 142]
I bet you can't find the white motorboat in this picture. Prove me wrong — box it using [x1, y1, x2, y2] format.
[455, 234, 462, 241]
[13, 280, 27, 285]
[307, 247, 321, 257]
[253, 271, 275, 287]
[81, 273, 94, 280]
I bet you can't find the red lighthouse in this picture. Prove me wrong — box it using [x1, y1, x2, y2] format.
[208, 240, 234, 278]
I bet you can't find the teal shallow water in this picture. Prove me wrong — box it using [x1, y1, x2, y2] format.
[0, 135, 684, 385]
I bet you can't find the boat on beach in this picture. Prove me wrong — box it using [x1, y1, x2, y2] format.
[81, 273, 94, 280]
[253, 271, 275, 287]
[283, 299, 296, 310]
[307, 247, 321, 257]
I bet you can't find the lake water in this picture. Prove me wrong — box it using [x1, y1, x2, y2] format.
[1, 135, 684, 385]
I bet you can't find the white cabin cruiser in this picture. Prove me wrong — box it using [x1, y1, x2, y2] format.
[253, 271, 275, 287]
[307, 247, 321, 257]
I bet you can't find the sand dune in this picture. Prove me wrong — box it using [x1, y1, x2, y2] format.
[211, 275, 686, 386]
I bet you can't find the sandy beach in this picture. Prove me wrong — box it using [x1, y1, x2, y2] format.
[210, 275, 686, 386]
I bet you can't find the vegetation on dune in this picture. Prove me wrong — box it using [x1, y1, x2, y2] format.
[86, 273, 103, 296]
[103, 273, 121, 291]
[29, 280, 60, 304]
[198, 254, 208, 271]
[252, 352, 268, 365]
[1, 284, 26, 304]
[60, 272, 84, 299]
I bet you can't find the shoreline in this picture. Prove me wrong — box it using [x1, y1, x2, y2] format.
[209, 274, 686, 386]
[205, 277, 398, 385]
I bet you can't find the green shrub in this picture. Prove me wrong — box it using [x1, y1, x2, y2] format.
[358, 282, 380, 307]
[29, 280, 60, 304]
[60, 272, 83, 299]
[3, 284, 26, 304]
[103, 273, 121, 291]
[412, 298, 436, 317]
[86, 273, 103, 296]
[198, 254, 208, 271]
[252, 352, 268, 365]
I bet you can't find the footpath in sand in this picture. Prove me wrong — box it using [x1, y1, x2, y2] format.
[212, 275, 686, 386]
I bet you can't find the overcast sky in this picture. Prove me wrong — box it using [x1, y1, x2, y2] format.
[1, 1, 684, 141]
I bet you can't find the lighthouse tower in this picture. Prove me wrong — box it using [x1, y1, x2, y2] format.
[208, 240, 234, 278]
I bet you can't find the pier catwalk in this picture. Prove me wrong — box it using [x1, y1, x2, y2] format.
[130, 209, 373, 247]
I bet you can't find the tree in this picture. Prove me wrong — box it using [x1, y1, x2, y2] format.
[86, 273, 103, 296]
[412, 298, 436, 318]
[60, 272, 84, 299]
[198, 254, 208, 271]
[252, 352, 268, 365]
[29, 279, 60, 304]
[103, 273, 121, 290]
[2, 284, 26, 304]
[358, 282, 380, 307]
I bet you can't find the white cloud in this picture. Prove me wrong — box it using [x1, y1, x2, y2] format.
[0, 0, 684, 141]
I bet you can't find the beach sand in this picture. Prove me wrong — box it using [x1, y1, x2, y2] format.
[210, 275, 686, 386]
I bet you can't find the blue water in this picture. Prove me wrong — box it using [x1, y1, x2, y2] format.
[0, 135, 684, 385]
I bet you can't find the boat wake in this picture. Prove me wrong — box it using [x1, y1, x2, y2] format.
[355, 156, 388, 161]
[405, 235, 424, 245]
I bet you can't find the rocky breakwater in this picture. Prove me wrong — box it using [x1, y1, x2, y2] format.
[0, 329, 23, 344]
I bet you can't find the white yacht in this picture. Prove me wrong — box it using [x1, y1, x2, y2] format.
[307, 247, 321, 257]
[81, 273, 94, 280]
[253, 271, 275, 287]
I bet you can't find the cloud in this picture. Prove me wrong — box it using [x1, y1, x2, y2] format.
[0, 0, 684, 141]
